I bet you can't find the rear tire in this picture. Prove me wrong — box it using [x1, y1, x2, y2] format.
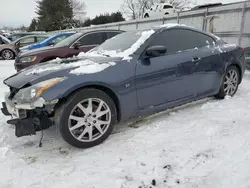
[144, 13, 149, 18]
[55, 88, 117, 148]
[215, 65, 240, 99]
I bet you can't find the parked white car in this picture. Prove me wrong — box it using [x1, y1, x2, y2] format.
[144, 3, 180, 18]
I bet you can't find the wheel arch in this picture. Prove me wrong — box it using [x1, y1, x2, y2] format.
[55, 84, 121, 122]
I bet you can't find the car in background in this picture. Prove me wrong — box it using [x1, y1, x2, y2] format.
[0, 35, 49, 60]
[15, 29, 123, 71]
[191, 3, 223, 10]
[7, 32, 45, 41]
[20, 32, 75, 52]
[0, 35, 11, 45]
[144, 3, 180, 18]
[1, 24, 245, 148]
[2, 32, 11, 38]
[245, 47, 250, 69]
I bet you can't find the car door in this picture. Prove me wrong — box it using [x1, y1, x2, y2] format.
[187, 31, 222, 96]
[135, 29, 200, 110]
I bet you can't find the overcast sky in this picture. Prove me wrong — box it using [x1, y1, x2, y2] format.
[0, 0, 242, 27]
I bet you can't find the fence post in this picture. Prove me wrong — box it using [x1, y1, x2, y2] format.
[162, 17, 165, 25]
[202, 7, 208, 31]
[136, 21, 138, 29]
[238, 1, 247, 46]
[177, 12, 180, 24]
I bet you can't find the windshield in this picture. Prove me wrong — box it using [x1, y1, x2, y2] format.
[55, 33, 82, 47]
[94, 31, 144, 53]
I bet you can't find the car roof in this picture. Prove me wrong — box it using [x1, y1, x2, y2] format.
[80, 29, 124, 34]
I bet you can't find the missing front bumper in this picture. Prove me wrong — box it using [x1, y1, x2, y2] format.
[2, 102, 53, 137]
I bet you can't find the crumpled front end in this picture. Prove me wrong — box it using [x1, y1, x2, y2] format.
[1, 90, 57, 138]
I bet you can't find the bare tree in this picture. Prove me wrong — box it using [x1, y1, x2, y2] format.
[70, 0, 87, 21]
[121, 0, 195, 20]
[121, 0, 156, 19]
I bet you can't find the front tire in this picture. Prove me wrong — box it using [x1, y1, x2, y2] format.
[1, 49, 15, 60]
[56, 89, 117, 148]
[215, 65, 240, 99]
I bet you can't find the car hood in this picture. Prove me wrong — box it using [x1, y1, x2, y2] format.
[4, 56, 123, 89]
[19, 45, 64, 56]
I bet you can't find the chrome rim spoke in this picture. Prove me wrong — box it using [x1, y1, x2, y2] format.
[77, 103, 89, 115]
[96, 109, 109, 118]
[88, 126, 93, 140]
[94, 123, 104, 134]
[95, 101, 104, 114]
[70, 122, 85, 131]
[78, 128, 88, 140]
[87, 99, 93, 114]
[69, 115, 84, 122]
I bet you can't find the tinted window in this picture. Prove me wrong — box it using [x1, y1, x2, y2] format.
[163, 5, 173, 9]
[106, 32, 121, 39]
[79, 32, 105, 46]
[149, 29, 215, 54]
[55, 33, 82, 47]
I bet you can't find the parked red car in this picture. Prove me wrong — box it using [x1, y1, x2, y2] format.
[14, 29, 123, 71]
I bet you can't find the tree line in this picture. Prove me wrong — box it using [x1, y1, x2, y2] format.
[29, 0, 125, 32]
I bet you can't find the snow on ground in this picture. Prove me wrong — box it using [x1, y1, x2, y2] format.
[1, 60, 250, 188]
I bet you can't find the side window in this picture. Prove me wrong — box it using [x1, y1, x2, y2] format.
[20, 37, 35, 44]
[149, 29, 215, 54]
[52, 35, 67, 44]
[78, 32, 105, 46]
[37, 36, 48, 42]
[106, 32, 121, 39]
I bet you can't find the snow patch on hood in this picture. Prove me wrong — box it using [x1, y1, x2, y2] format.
[70, 61, 116, 75]
[25, 59, 94, 75]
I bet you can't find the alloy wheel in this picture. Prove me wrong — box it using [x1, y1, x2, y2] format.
[68, 98, 112, 142]
[2, 50, 14, 60]
[223, 69, 239, 96]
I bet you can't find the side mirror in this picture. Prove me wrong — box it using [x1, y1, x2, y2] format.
[73, 42, 82, 49]
[145, 45, 167, 58]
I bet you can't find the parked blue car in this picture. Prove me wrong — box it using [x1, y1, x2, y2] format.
[20, 32, 75, 51]
[1, 25, 245, 148]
